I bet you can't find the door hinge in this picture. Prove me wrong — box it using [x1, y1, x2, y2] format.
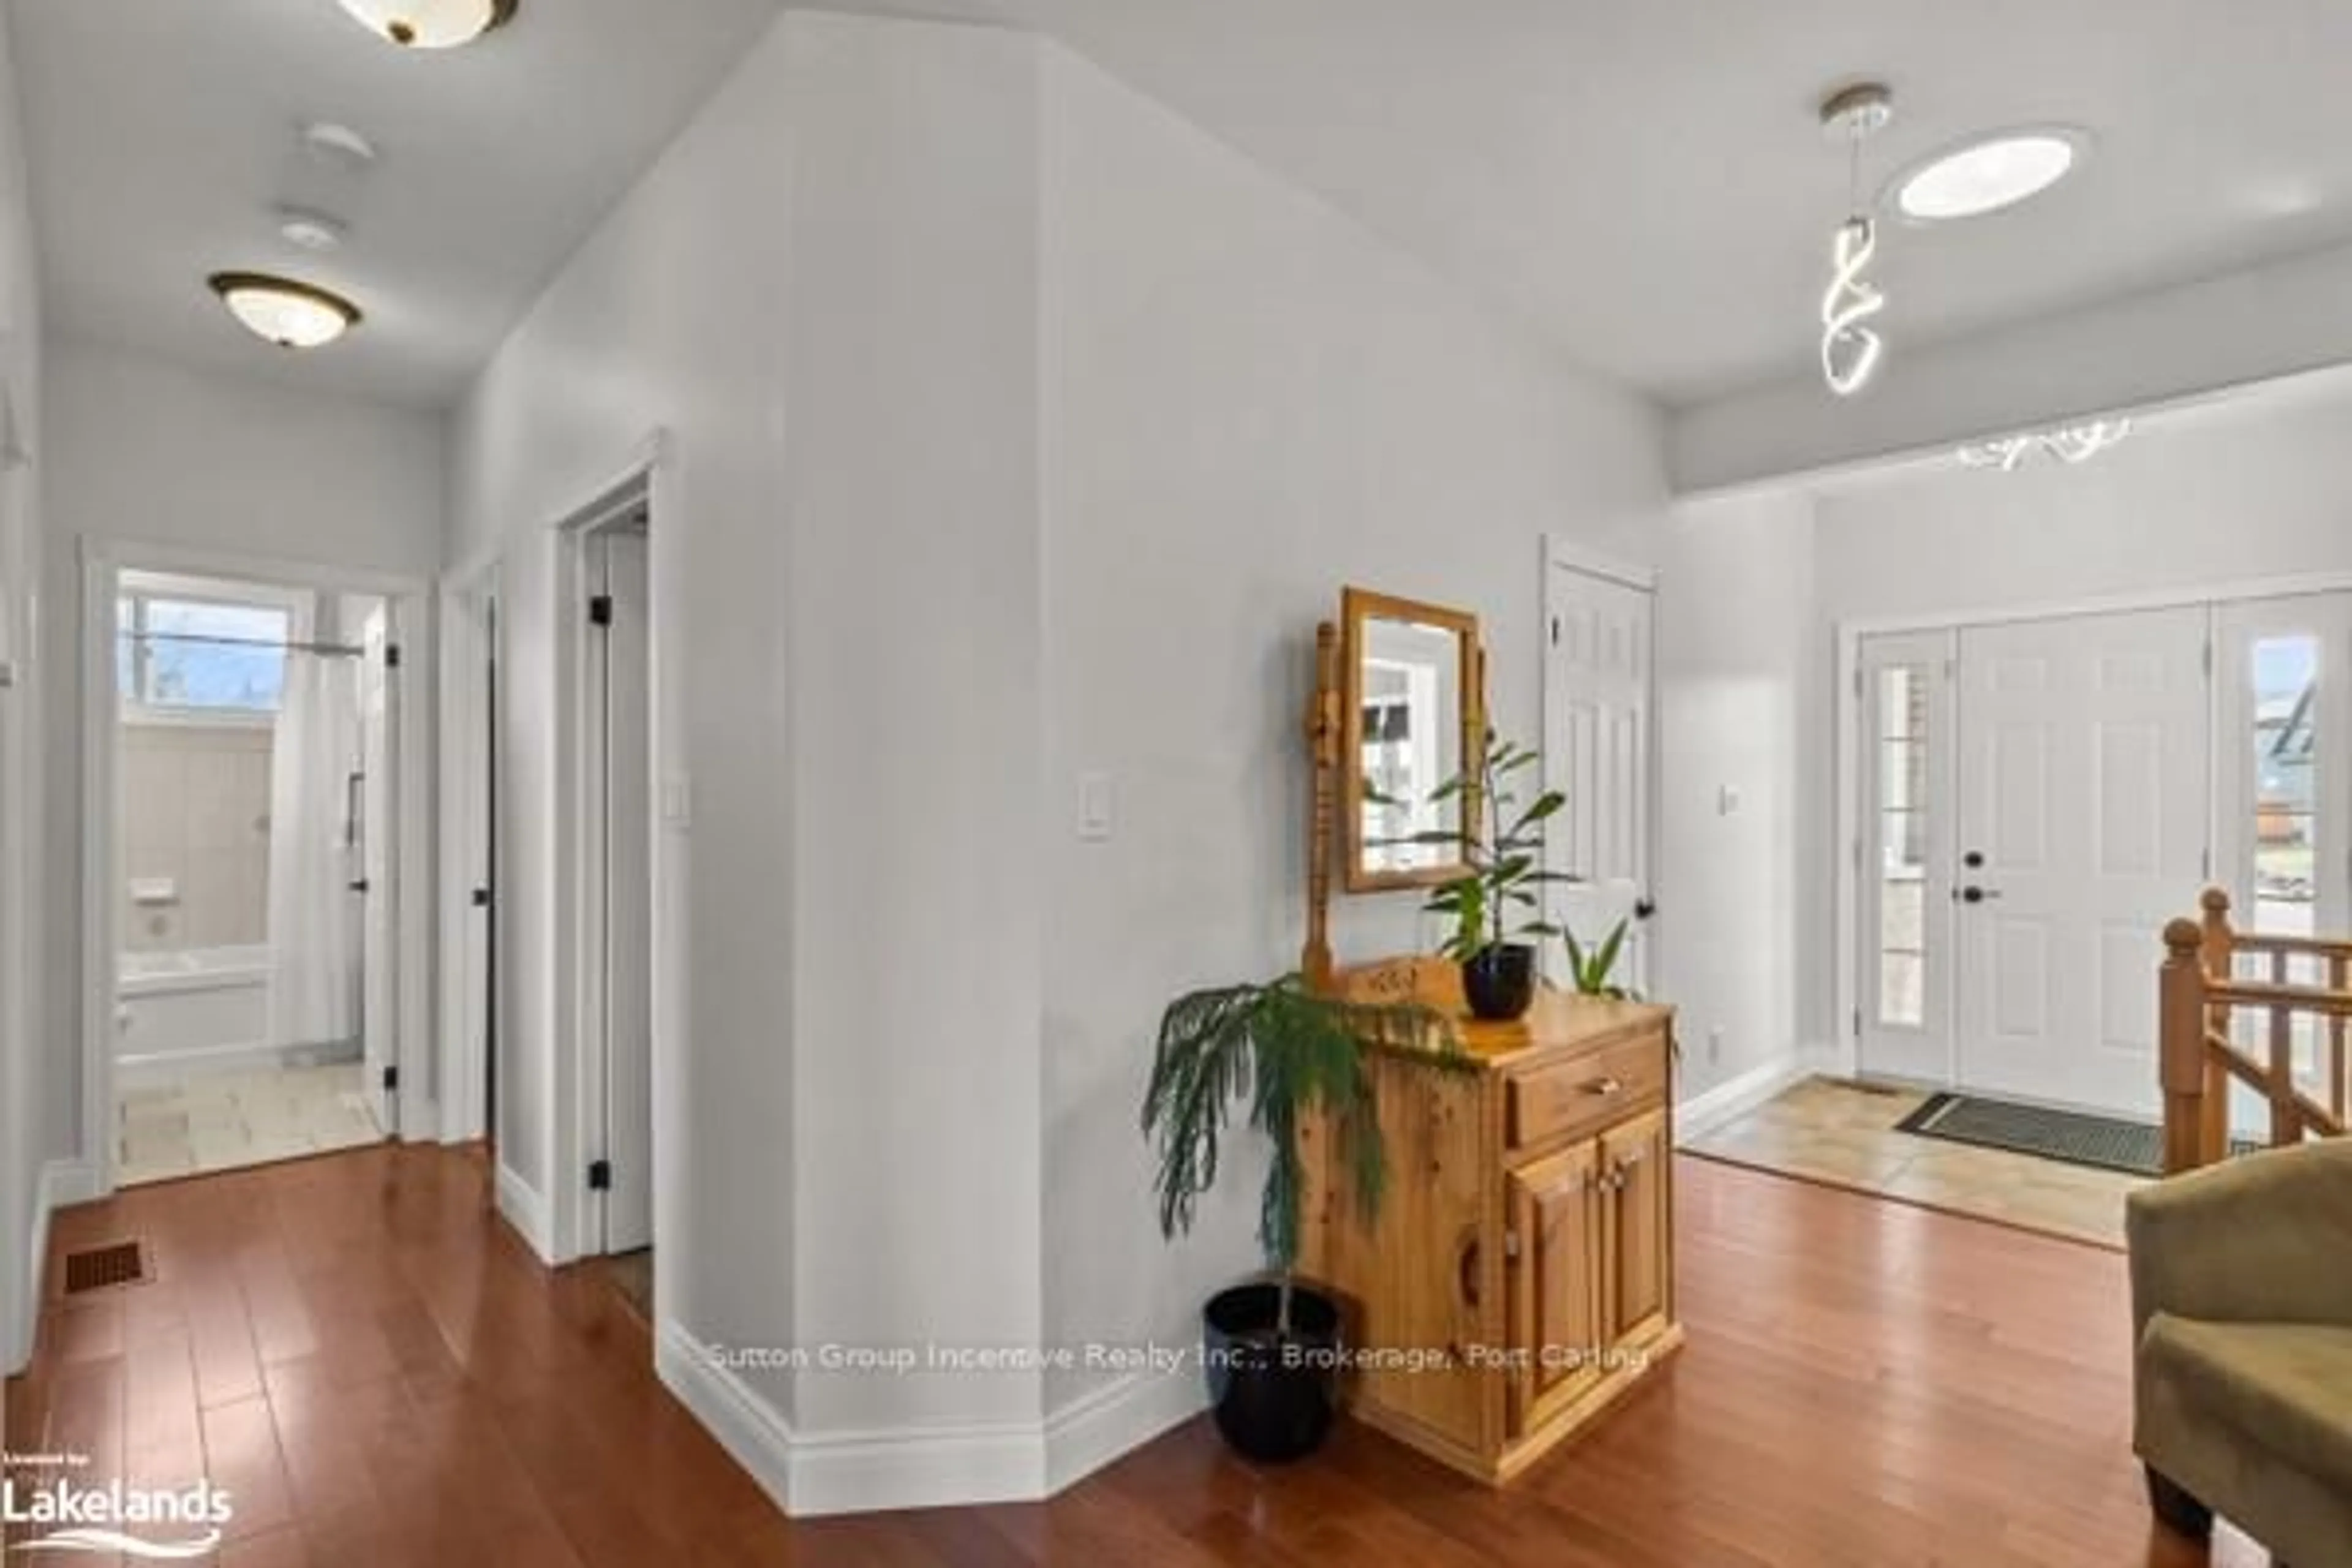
[1550, 616, 1561, 647]
[1852, 1006, 1862, 1039]
[2202, 640, 2214, 676]
[589, 595, 614, 628]
[472, 886, 492, 908]
[2201, 848, 2212, 880]
[385, 643, 403, 669]
[382, 1065, 399, 1093]
[587, 1159, 613, 1192]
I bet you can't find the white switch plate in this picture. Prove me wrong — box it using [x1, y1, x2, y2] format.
[661, 774, 694, 829]
[1717, 785, 1742, 817]
[1076, 771, 1115, 842]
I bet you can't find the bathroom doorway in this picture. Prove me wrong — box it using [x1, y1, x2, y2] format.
[89, 554, 426, 1190]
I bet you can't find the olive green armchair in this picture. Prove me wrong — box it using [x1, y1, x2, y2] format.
[2127, 1138, 2352, 1564]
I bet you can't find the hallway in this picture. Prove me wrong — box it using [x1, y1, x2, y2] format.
[5, 1145, 2259, 1567]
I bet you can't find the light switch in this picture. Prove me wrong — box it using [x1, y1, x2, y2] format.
[661, 774, 693, 830]
[1717, 785, 1742, 817]
[1076, 771, 1115, 843]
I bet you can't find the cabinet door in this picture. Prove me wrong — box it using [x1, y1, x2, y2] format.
[1600, 1107, 1671, 1348]
[1507, 1140, 1602, 1435]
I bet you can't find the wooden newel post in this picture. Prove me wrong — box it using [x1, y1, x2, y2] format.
[2160, 917, 2213, 1175]
[2197, 886, 2236, 1165]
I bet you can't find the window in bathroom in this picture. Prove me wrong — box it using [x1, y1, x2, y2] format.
[118, 591, 292, 714]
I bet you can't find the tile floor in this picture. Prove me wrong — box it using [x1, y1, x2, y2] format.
[116, 1061, 385, 1187]
[1681, 1076, 2146, 1249]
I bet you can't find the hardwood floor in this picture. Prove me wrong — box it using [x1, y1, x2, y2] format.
[4, 1143, 2269, 1566]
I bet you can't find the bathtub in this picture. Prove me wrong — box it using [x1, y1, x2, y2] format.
[117, 945, 274, 1077]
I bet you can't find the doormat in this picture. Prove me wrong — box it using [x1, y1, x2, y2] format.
[1895, 1093, 2256, 1178]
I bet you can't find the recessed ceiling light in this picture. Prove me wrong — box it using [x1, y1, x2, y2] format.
[1890, 129, 2089, 222]
[208, 272, 363, 350]
[334, 0, 517, 50]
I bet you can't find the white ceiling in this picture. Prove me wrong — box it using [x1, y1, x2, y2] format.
[12, 0, 783, 407]
[19, 2, 2352, 412]
[818, 0, 2352, 407]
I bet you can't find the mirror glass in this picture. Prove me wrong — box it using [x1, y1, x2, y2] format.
[1343, 590, 1479, 891]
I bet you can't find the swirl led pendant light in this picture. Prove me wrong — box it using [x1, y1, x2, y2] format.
[1819, 83, 1893, 398]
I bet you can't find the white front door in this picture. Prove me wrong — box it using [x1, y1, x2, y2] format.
[1544, 558, 1654, 992]
[358, 604, 399, 1136]
[1952, 608, 2210, 1116]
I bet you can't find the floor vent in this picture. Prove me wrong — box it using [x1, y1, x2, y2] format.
[62, 1239, 149, 1295]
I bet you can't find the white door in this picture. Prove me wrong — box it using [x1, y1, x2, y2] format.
[358, 605, 399, 1135]
[595, 530, 654, 1254]
[1544, 559, 1654, 991]
[1953, 608, 2209, 1116]
[1856, 631, 1957, 1087]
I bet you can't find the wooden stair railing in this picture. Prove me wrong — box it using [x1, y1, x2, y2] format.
[2160, 887, 2352, 1175]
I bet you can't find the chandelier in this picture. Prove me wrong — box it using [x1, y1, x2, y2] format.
[1957, 418, 2133, 471]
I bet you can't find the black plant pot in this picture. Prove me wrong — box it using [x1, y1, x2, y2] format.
[1200, 1281, 1341, 1463]
[1462, 943, 1536, 1021]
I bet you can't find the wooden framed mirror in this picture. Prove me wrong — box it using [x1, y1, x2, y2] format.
[1340, 586, 1484, 893]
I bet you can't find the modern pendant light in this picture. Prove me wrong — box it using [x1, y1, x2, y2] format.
[208, 273, 363, 350]
[334, 0, 517, 50]
[1819, 83, 1893, 398]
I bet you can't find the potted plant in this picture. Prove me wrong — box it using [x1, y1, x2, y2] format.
[1140, 976, 1445, 1461]
[1378, 733, 1572, 1021]
[1564, 917, 1639, 1000]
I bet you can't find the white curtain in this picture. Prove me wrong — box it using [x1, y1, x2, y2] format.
[265, 600, 360, 1050]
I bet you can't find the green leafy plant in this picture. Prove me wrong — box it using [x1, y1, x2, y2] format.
[1141, 976, 1450, 1332]
[1564, 918, 1639, 1000]
[1374, 732, 1575, 961]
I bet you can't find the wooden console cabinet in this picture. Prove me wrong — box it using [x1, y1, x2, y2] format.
[1298, 969, 1681, 1482]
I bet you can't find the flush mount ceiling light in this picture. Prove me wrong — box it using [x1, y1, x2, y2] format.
[334, 0, 517, 49]
[1891, 129, 2087, 222]
[208, 272, 363, 350]
[1819, 82, 1894, 398]
[1958, 417, 2133, 471]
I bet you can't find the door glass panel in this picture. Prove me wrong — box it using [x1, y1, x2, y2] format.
[2252, 636, 2318, 938]
[1877, 665, 1930, 1028]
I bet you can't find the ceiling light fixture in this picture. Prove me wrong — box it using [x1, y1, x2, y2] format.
[208, 272, 363, 350]
[1819, 82, 1894, 398]
[1893, 129, 2086, 222]
[334, 0, 517, 50]
[1958, 417, 2133, 471]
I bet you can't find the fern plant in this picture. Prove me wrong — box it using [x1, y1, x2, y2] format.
[1141, 976, 1448, 1334]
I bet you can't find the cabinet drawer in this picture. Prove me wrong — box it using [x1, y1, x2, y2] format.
[1507, 1032, 1665, 1150]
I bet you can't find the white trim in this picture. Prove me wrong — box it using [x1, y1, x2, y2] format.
[1674, 1054, 1812, 1144]
[437, 554, 499, 1145]
[1542, 533, 1658, 593]
[654, 1317, 798, 1515]
[10, 1162, 94, 1372]
[1041, 1370, 1204, 1494]
[1836, 570, 2352, 641]
[41, 1159, 98, 1209]
[78, 539, 437, 1196]
[494, 1159, 555, 1263]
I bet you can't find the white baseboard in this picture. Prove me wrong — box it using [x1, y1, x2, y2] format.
[494, 1161, 555, 1263]
[1676, 1053, 1812, 1144]
[1042, 1368, 1204, 1493]
[651, 1318, 1204, 1518]
[42, 1159, 98, 1209]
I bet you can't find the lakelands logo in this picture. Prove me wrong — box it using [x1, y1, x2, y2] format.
[1, 1457, 233, 1561]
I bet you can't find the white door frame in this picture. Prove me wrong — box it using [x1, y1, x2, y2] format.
[1540, 536, 1659, 986]
[547, 432, 677, 1267]
[437, 552, 500, 1145]
[78, 538, 434, 1197]
[1831, 568, 2352, 1083]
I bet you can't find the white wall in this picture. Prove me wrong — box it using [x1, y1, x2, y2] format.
[0, 0, 45, 1378]
[1652, 491, 1827, 1108]
[38, 337, 443, 1172]
[1036, 45, 1670, 1422]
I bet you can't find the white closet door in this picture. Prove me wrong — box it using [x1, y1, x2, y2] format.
[1953, 608, 2209, 1115]
[599, 531, 655, 1256]
[1544, 563, 1654, 990]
